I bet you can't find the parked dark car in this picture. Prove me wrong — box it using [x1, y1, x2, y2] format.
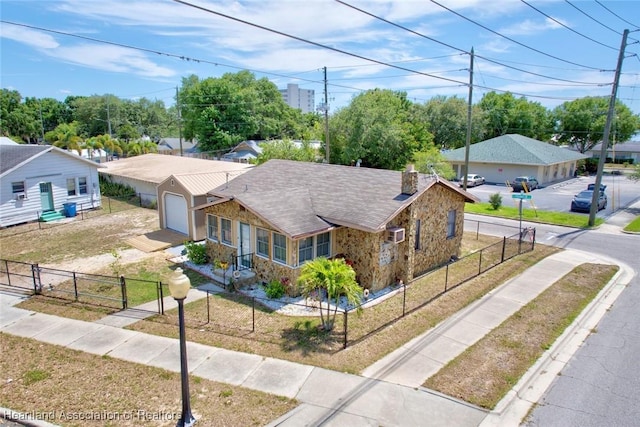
[511, 176, 539, 192]
[570, 190, 607, 212]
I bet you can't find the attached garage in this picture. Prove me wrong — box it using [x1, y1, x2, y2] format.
[164, 193, 188, 235]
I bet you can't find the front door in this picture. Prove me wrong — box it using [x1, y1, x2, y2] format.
[39, 182, 54, 212]
[239, 222, 251, 269]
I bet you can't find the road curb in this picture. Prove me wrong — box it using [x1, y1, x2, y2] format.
[478, 256, 634, 427]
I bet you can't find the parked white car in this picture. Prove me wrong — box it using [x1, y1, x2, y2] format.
[459, 174, 485, 187]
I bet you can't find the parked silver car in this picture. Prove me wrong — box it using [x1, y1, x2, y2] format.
[459, 174, 485, 187]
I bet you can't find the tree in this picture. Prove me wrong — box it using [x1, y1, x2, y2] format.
[330, 89, 431, 169]
[477, 92, 553, 141]
[412, 96, 485, 149]
[255, 139, 319, 164]
[178, 71, 301, 152]
[45, 122, 82, 154]
[297, 257, 362, 331]
[553, 97, 640, 153]
[412, 145, 456, 180]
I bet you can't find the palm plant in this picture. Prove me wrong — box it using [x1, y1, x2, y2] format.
[297, 257, 363, 331]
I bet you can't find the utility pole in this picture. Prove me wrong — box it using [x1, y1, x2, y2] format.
[588, 29, 628, 227]
[323, 66, 330, 163]
[177, 86, 183, 157]
[462, 47, 474, 190]
[105, 96, 113, 138]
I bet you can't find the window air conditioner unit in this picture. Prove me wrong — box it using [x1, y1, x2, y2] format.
[14, 192, 26, 200]
[386, 227, 405, 244]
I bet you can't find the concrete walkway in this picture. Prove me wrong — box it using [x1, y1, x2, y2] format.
[0, 248, 632, 427]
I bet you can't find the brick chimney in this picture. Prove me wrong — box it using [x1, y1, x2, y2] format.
[401, 164, 419, 195]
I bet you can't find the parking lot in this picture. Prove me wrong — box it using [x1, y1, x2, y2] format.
[462, 174, 640, 217]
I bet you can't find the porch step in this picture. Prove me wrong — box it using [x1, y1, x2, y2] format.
[207, 268, 257, 288]
[39, 210, 66, 222]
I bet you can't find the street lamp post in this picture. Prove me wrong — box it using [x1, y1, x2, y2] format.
[167, 268, 196, 427]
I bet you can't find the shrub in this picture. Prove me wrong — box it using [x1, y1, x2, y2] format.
[184, 241, 209, 265]
[489, 193, 503, 210]
[265, 279, 286, 299]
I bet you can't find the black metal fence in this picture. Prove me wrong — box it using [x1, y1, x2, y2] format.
[177, 229, 536, 349]
[0, 259, 163, 313]
[2, 228, 535, 350]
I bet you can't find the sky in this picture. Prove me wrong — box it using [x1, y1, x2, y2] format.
[2, 0, 640, 116]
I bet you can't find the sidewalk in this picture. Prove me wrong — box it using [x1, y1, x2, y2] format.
[0, 249, 632, 427]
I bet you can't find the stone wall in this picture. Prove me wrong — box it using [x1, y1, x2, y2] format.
[203, 182, 467, 294]
[412, 184, 465, 276]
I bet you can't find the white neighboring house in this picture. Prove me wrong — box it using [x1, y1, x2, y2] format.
[0, 145, 104, 227]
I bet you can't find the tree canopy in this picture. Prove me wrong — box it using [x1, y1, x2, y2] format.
[329, 89, 432, 169]
[477, 92, 554, 141]
[177, 71, 306, 153]
[553, 97, 640, 153]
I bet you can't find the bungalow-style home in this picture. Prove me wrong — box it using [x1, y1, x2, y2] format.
[222, 140, 262, 163]
[588, 140, 640, 165]
[157, 168, 252, 240]
[0, 144, 103, 227]
[444, 134, 587, 185]
[198, 159, 478, 292]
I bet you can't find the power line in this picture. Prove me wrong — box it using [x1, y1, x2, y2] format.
[170, 0, 618, 103]
[335, 0, 611, 85]
[429, 0, 612, 70]
[595, 0, 640, 30]
[169, 0, 468, 88]
[520, 0, 618, 50]
[0, 20, 324, 88]
[563, 0, 621, 36]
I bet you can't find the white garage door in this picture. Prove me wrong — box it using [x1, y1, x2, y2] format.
[164, 193, 188, 235]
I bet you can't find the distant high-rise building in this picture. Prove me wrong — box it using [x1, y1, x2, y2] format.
[279, 83, 315, 113]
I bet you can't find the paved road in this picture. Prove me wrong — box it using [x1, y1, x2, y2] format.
[467, 198, 640, 426]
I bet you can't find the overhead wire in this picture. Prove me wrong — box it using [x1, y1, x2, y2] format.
[520, 0, 618, 50]
[429, 0, 612, 70]
[563, 0, 621, 36]
[594, 0, 640, 30]
[335, 0, 612, 86]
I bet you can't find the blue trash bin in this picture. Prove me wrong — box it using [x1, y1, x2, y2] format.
[63, 202, 77, 217]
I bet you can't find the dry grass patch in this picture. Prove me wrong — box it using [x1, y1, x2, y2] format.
[0, 333, 297, 426]
[0, 204, 158, 265]
[424, 263, 618, 409]
[128, 244, 559, 374]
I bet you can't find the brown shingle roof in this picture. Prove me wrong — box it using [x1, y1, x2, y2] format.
[209, 159, 476, 238]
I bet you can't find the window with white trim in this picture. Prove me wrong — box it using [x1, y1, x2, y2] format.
[447, 210, 456, 239]
[273, 232, 287, 264]
[316, 232, 331, 258]
[12, 181, 25, 194]
[67, 178, 77, 196]
[298, 237, 313, 263]
[221, 218, 232, 245]
[78, 177, 88, 195]
[256, 228, 269, 257]
[297, 232, 331, 265]
[207, 214, 218, 241]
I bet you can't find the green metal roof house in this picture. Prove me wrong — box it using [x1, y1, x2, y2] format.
[443, 134, 587, 186]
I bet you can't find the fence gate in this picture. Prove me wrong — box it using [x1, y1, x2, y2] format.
[0, 260, 39, 294]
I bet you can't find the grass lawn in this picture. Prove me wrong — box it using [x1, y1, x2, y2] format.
[127, 244, 559, 374]
[465, 202, 605, 228]
[623, 215, 640, 232]
[0, 333, 297, 427]
[424, 263, 618, 409]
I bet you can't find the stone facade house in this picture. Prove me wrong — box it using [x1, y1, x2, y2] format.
[199, 159, 478, 292]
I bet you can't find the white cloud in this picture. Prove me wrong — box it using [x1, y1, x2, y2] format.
[46, 44, 176, 78]
[0, 24, 59, 49]
[500, 18, 563, 37]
